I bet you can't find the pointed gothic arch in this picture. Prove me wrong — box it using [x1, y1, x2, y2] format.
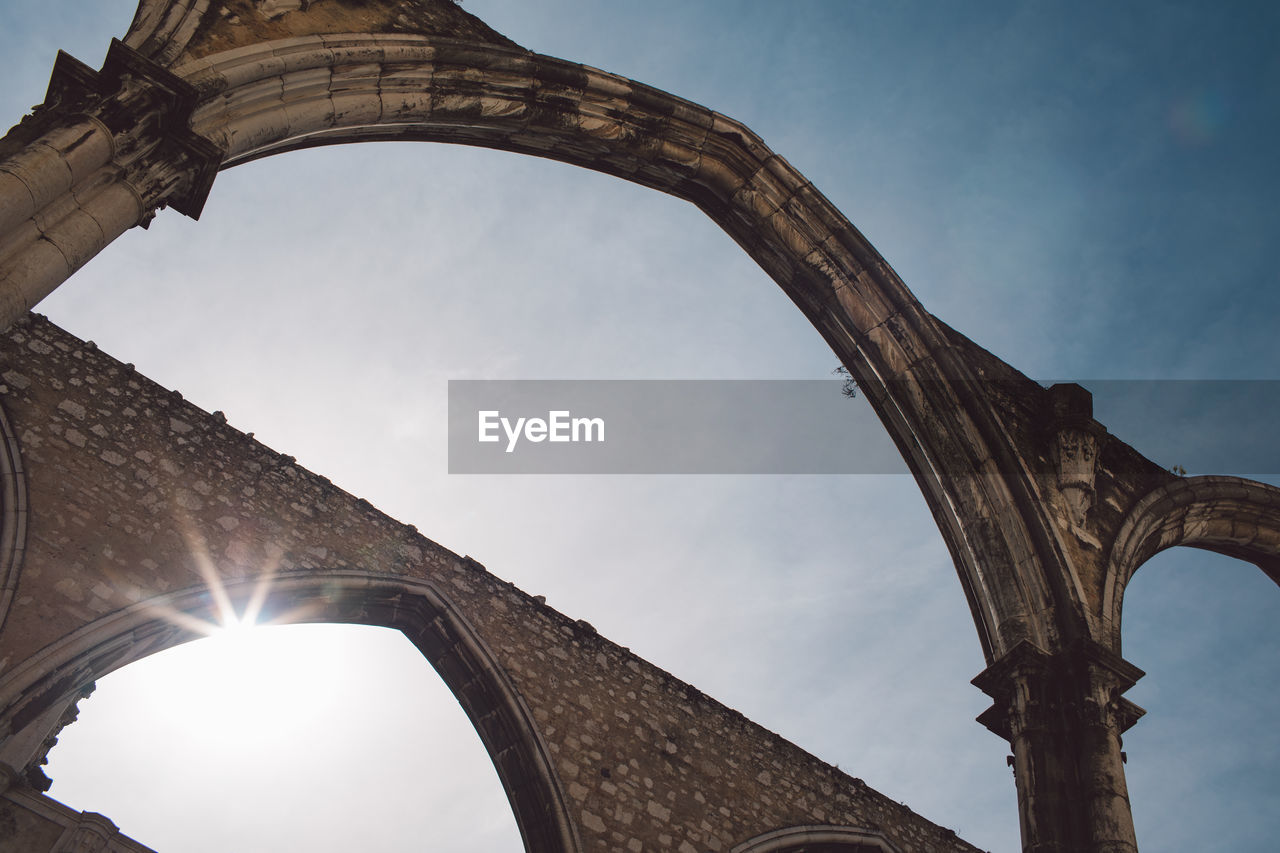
[0, 570, 580, 852]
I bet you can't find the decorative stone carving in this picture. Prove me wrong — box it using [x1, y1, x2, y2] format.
[39, 40, 222, 220]
[1047, 383, 1105, 547]
[22, 683, 95, 793]
[1056, 426, 1098, 526]
[256, 0, 309, 19]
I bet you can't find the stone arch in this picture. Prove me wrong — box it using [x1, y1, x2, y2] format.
[0, 569, 580, 853]
[730, 824, 901, 852]
[1103, 475, 1280, 649]
[10, 9, 1245, 846]
[153, 32, 1064, 662]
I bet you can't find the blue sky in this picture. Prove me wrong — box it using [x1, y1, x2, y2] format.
[3, 1, 1278, 851]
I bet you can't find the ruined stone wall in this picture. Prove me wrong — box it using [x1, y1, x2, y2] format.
[0, 315, 981, 852]
[0, 777, 156, 853]
[484, 593, 977, 853]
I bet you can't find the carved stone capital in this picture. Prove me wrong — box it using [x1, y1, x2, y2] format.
[974, 639, 1144, 851]
[37, 39, 222, 219]
[1047, 383, 1108, 540]
[972, 641, 1053, 742]
[972, 639, 1145, 743]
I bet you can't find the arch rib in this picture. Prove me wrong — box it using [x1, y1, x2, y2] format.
[0, 396, 27, 637]
[1104, 474, 1280, 649]
[730, 824, 901, 852]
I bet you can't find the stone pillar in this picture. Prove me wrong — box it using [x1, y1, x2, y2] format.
[0, 39, 221, 330]
[974, 640, 1145, 853]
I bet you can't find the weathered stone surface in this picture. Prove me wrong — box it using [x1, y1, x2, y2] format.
[1, 3, 1278, 850]
[126, 0, 521, 67]
[0, 316, 981, 852]
[0, 785, 157, 853]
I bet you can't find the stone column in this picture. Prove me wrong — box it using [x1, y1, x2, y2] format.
[974, 640, 1145, 853]
[0, 39, 221, 330]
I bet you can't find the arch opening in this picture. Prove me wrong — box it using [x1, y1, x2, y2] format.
[1118, 546, 1280, 851]
[45, 622, 524, 852]
[158, 28, 1053, 660]
[1104, 475, 1280, 650]
[1, 572, 578, 853]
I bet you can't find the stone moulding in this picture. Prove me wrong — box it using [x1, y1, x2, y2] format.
[0, 396, 26, 638]
[729, 824, 902, 852]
